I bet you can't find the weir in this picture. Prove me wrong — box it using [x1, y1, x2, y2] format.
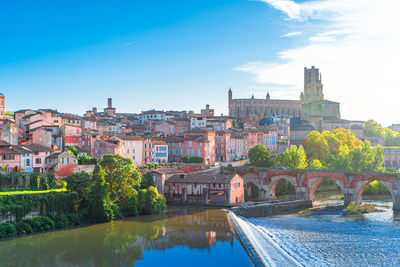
[227, 210, 302, 267]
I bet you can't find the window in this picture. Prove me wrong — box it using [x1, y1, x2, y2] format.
[35, 158, 41, 164]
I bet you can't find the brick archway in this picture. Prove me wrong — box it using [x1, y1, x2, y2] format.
[307, 177, 346, 201]
[265, 175, 298, 198]
[240, 172, 262, 189]
[353, 179, 394, 205]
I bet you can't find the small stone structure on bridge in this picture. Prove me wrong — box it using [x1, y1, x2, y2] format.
[233, 167, 400, 210]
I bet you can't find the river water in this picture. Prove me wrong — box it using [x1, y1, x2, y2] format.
[239, 200, 400, 266]
[0, 207, 252, 267]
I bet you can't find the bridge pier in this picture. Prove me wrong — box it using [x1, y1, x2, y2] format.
[295, 186, 308, 200]
[393, 191, 400, 211]
[344, 193, 356, 206]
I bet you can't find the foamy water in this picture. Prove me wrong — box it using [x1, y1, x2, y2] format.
[235, 201, 400, 266]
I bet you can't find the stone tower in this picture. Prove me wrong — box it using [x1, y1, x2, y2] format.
[0, 93, 4, 118]
[303, 66, 324, 102]
[228, 88, 232, 105]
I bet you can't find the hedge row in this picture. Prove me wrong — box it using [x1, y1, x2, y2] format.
[180, 157, 203, 163]
[0, 192, 77, 222]
[0, 173, 57, 191]
[0, 213, 85, 239]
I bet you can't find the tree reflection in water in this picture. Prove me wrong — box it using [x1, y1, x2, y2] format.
[0, 207, 243, 267]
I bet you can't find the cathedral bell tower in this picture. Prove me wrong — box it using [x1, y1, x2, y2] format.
[303, 66, 324, 102]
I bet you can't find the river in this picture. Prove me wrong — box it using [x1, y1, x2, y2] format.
[237, 200, 400, 266]
[0, 207, 253, 267]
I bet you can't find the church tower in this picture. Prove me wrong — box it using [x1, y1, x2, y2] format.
[228, 88, 233, 116]
[0, 93, 4, 118]
[303, 66, 324, 102]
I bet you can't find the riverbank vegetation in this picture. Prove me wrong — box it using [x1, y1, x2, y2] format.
[0, 154, 166, 240]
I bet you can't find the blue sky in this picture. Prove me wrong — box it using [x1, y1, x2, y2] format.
[1, 0, 399, 125]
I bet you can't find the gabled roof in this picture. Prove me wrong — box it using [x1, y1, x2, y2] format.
[111, 135, 143, 141]
[167, 171, 240, 184]
[22, 144, 53, 153]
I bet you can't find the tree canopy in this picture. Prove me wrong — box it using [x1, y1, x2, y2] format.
[248, 144, 273, 167]
[303, 131, 330, 163]
[64, 154, 166, 223]
[277, 145, 308, 169]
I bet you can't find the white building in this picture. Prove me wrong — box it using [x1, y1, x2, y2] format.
[152, 141, 169, 163]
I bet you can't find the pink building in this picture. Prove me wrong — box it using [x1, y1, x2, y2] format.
[45, 151, 78, 179]
[166, 129, 216, 165]
[165, 171, 244, 204]
[23, 144, 54, 173]
[171, 118, 190, 134]
[143, 138, 152, 165]
[62, 124, 82, 148]
[215, 131, 231, 162]
[82, 130, 99, 157]
[153, 120, 176, 135]
[107, 135, 143, 166]
[0, 141, 23, 172]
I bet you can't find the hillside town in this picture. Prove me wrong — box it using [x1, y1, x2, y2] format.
[1, 67, 399, 201]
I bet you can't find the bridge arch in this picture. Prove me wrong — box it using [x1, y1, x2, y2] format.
[244, 182, 260, 201]
[265, 175, 298, 199]
[241, 172, 262, 189]
[353, 179, 394, 205]
[307, 177, 346, 201]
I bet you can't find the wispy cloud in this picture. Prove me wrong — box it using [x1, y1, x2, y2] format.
[123, 41, 136, 47]
[238, 0, 400, 125]
[280, 31, 302, 38]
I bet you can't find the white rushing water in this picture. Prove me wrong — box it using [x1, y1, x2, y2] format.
[232, 201, 400, 267]
[230, 212, 303, 266]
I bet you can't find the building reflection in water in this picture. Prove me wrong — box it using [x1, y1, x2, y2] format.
[0, 207, 245, 267]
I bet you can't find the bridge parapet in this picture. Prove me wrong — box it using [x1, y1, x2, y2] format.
[230, 166, 400, 209]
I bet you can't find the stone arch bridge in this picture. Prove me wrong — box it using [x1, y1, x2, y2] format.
[235, 167, 400, 210]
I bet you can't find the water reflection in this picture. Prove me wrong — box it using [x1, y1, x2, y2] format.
[0, 207, 252, 267]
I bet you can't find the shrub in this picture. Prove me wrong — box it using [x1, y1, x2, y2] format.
[23, 216, 55, 232]
[0, 222, 17, 239]
[121, 194, 139, 217]
[54, 214, 70, 229]
[141, 186, 166, 215]
[67, 213, 84, 226]
[40, 176, 49, 190]
[29, 174, 41, 190]
[180, 156, 203, 163]
[46, 174, 58, 189]
[59, 180, 67, 189]
[15, 222, 33, 235]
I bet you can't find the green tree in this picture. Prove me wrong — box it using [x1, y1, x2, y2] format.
[248, 144, 273, 167]
[303, 131, 330, 162]
[65, 172, 92, 207]
[78, 154, 93, 165]
[322, 128, 362, 155]
[327, 145, 351, 171]
[278, 145, 308, 169]
[87, 166, 115, 222]
[348, 141, 384, 172]
[364, 120, 385, 137]
[308, 159, 323, 170]
[67, 146, 78, 157]
[97, 154, 141, 202]
[141, 172, 155, 189]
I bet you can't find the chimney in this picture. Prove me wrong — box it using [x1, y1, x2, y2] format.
[92, 107, 97, 113]
[108, 98, 112, 108]
[206, 104, 210, 110]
